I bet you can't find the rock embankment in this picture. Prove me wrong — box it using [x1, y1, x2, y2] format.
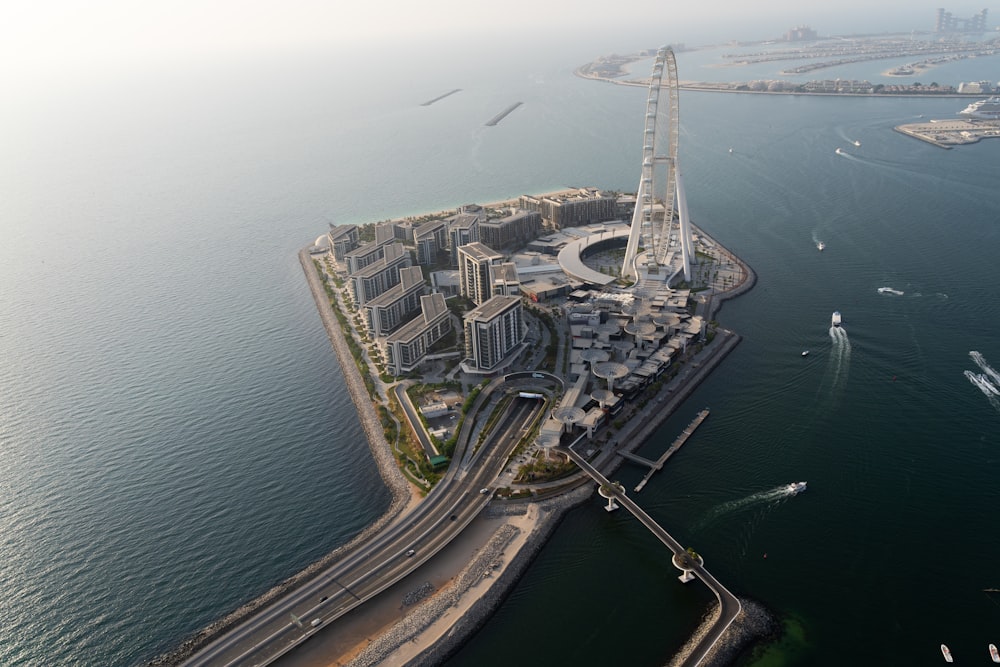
[666, 598, 778, 667]
[348, 486, 593, 667]
[146, 251, 413, 666]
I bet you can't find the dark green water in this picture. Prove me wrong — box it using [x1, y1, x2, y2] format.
[449, 93, 1000, 666]
[3, 33, 999, 666]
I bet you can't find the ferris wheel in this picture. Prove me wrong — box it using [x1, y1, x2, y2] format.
[622, 46, 692, 283]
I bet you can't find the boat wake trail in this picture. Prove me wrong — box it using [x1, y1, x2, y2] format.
[694, 484, 803, 531]
[965, 351, 1000, 411]
[827, 325, 851, 385]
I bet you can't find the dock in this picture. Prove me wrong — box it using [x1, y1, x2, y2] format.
[420, 89, 461, 107]
[624, 408, 710, 492]
[894, 118, 1000, 148]
[485, 102, 523, 126]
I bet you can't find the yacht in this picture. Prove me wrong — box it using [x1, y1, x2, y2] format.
[990, 643, 999, 663]
[787, 481, 807, 494]
[832, 311, 842, 327]
[959, 96, 1000, 119]
[942, 644, 953, 662]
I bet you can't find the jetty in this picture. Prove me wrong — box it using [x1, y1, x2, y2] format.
[622, 408, 710, 492]
[420, 89, 461, 106]
[485, 102, 523, 126]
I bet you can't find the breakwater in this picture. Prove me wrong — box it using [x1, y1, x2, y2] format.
[421, 89, 462, 106]
[485, 102, 523, 126]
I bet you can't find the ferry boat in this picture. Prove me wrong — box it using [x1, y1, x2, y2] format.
[831, 311, 842, 327]
[942, 644, 953, 662]
[990, 642, 999, 662]
[959, 96, 1000, 119]
[787, 481, 807, 494]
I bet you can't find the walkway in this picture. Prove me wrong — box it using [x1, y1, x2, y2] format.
[558, 445, 742, 667]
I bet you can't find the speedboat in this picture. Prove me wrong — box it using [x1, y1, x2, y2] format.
[990, 643, 999, 663]
[942, 644, 953, 662]
[817, 241, 825, 251]
[835, 148, 843, 155]
[877, 287, 904, 296]
[853, 140, 861, 147]
[801, 350, 809, 357]
[832, 311, 842, 327]
[787, 481, 807, 494]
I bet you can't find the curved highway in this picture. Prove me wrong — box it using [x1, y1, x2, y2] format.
[182, 394, 543, 666]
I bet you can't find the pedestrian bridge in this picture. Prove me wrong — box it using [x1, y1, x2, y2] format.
[558, 443, 742, 666]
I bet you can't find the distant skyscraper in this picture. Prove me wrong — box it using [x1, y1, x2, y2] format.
[936, 7, 988, 32]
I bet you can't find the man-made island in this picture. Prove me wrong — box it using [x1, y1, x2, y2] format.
[577, 31, 1000, 98]
[152, 186, 765, 667]
[155, 46, 772, 667]
[292, 189, 767, 667]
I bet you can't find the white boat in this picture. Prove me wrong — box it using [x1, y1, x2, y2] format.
[853, 139, 861, 147]
[959, 96, 1000, 119]
[728, 147, 733, 154]
[832, 311, 842, 327]
[801, 350, 809, 357]
[877, 287, 904, 295]
[787, 481, 807, 494]
[817, 241, 825, 251]
[990, 643, 999, 663]
[835, 148, 843, 155]
[942, 644, 953, 662]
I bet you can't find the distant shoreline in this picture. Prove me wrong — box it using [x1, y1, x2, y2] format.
[575, 66, 987, 99]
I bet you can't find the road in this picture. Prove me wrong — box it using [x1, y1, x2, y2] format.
[181, 394, 543, 666]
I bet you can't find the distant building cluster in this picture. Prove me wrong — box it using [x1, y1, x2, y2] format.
[783, 25, 817, 42]
[958, 80, 997, 94]
[935, 8, 988, 32]
[802, 79, 875, 94]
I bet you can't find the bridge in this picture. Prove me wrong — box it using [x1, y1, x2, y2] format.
[558, 443, 742, 667]
[619, 408, 710, 492]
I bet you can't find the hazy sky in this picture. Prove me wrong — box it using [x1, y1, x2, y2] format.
[0, 1, 990, 81]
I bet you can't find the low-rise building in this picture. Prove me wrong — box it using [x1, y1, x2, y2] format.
[363, 265, 425, 337]
[327, 224, 359, 261]
[384, 293, 453, 375]
[463, 295, 524, 373]
[349, 242, 411, 306]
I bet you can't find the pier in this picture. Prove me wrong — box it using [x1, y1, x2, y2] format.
[485, 102, 523, 126]
[622, 408, 710, 492]
[420, 89, 461, 106]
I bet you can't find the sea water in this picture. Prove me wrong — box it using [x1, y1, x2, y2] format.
[2, 33, 999, 667]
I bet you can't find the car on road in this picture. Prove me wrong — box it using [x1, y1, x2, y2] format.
[479, 488, 489, 494]
[406, 549, 416, 557]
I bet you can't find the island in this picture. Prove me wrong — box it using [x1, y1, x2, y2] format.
[154, 47, 772, 667]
